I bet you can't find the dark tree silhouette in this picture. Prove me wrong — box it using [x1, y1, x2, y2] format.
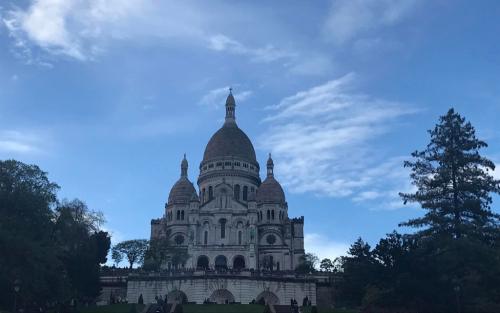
[400, 108, 500, 239]
[112, 239, 149, 269]
[0, 160, 110, 310]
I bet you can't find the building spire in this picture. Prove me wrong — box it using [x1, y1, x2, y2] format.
[266, 153, 274, 177]
[181, 153, 188, 177]
[225, 87, 236, 125]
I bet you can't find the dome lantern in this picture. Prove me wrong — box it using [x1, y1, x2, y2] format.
[266, 153, 274, 177]
[225, 88, 236, 125]
[181, 153, 188, 177]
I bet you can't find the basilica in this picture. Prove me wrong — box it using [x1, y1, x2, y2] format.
[150, 91, 305, 272]
[122, 92, 318, 305]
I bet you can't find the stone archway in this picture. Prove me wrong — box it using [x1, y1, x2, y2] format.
[233, 255, 245, 270]
[215, 255, 227, 270]
[256, 291, 279, 305]
[197, 255, 209, 270]
[210, 289, 235, 304]
[166, 290, 188, 304]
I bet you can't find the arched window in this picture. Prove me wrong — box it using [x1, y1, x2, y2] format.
[202, 188, 206, 202]
[208, 186, 213, 200]
[175, 235, 184, 245]
[197, 255, 209, 270]
[243, 186, 248, 201]
[204, 231, 208, 245]
[215, 255, 227, 270]
[181, 210, 185, 220]
[177, 210, 180, 220]
[220, 219, 226, 238]
[233, 255, 245, 270]
[271, 210, 275, 220]
[234, 184, 240, 200]
[238, 231, 242, 245]
[267, 210, 270, 220]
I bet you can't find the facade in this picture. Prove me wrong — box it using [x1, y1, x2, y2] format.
[150, 91, 305, 273]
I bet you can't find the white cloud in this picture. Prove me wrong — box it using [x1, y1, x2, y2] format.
[324, 0, 418, 44]
[259, 73, 418, 208]
[199, 86, 252, 109]
[0, 130, 44, 154]
[2, 1, 304, 66]
[287, 54, 334, 76]
[208, 34, 297, 63]
[304, 233, 349, 262]
[1, 1, 208, 62]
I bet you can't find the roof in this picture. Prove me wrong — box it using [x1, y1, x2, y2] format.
[202, 123, 257, 163]
[168, 177, 198, 205]
[256, 176, 286, 204]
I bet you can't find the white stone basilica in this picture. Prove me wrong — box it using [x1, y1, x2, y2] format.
[150, 91, 305, 272]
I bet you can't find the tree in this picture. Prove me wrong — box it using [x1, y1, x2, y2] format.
[400, 108, 500, 239]
[112, 249, 123, 266]
[0, 160, 111, 310]
[112, 240, 149, 269]
[54, 199, 110, 300]
[143, 238, 189, 271]
[295, 253, 319, 274]
[396, 109, 500, 311]
[319, 258, 334, 272]
[338, 238, 378, 307]
[0, 160, 64, 309]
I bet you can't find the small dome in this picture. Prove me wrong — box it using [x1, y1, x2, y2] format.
[256, 177, 285, 204]
[168, 177, 198, 205]
[168, 155, 198, 205]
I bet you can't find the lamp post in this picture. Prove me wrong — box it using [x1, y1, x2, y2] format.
[13, 279, 21, 313]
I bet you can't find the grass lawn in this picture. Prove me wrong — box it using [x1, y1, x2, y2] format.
[302, 307, 359, 313]
[182, 304, 265, 313]
[79, 304, 145, 313]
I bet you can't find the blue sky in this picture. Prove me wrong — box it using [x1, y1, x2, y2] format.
[1, 0, 500, 262]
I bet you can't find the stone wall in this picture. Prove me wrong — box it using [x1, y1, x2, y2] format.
[127, 274, 316, 305]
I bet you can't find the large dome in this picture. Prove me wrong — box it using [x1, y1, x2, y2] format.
[203, 124, 257, 163]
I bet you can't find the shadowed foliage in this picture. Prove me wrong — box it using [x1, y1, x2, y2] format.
[336, 109, 500, 312]
[0, 160, 110, 311]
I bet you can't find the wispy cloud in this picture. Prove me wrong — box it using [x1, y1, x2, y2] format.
[2, 1, 302, 67]
[0, 130, 44, 155]
[324, 0, 418, 44]
[199, 86, 252, 109]
[259, 73, 418, 208]
[208, 34, 297, 63]
[1, 0, 217, 63]
[305, 233, 349, 262]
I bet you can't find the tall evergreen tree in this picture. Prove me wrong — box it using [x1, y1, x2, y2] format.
[400, 108, 500, 239]
[397, 109, 500, 311]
